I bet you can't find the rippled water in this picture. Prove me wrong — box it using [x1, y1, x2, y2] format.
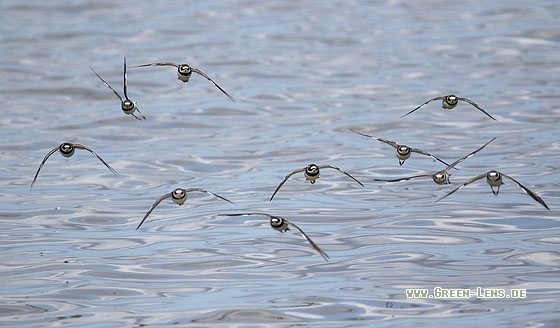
[1, 1, 559, 327]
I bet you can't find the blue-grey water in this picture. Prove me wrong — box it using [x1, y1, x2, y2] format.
[1, 1, 559, 327]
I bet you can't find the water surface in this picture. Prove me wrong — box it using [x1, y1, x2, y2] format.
[1, 1, 559, 327]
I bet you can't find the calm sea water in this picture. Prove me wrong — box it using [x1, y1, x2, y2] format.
[1, 1, 559, 327]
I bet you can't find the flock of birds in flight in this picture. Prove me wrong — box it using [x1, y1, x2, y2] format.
[31, 57, 550, 262]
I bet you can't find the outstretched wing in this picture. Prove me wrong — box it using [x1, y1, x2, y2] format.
[286, 220, 330, 262]
[184, 188, 235, 204]
[350, 128, 400, 150]
[73, 144, 118, 175]
[130, 62, 179, 68]
[218, 212, 269, 218]
[400, 96, 444, 118]
[375, 137, 399, 150]
[443, 137, 496, 173]
[502, 173, 550, 210]
[374, 173, 433, 183]
[458, 97, 497, 121]
[90, 66, 123, 102]
[319, 164, 364, 187]
[191, 68, 236, 102]
[136, 193, 172, 230]
[349, 128, 374, 139]
[123, 57, 130, 99]
[30, 146, 60, 189]
[269, 168, 305, 201]
[410, 147, 453, 167]
[435, 173, 486, 202]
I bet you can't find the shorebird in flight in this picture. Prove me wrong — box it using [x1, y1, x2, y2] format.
[90, 57, 146, 120]
[136, 188, 234, 230]
[219, 213, 330, 261]
[374, 138, 496, 185]
[269, 163, 364, 201]
[131, 61, 235, 102]
[436, 170, 549, 210]
[31, 142, 117, 189]
[349, 128, 451, 167]
[401, 95, 496, 120]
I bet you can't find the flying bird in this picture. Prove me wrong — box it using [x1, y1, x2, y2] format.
[401, 95, 496, 120]
[136, 188, 234, 230]
[270, 163, 364, 201]
[31, 142, 117, 189]
[131, 61, 235, 102]
[219, 213, 330, 261]
[90, 57, 146, 120]
[349, 128, 451, 167]
[436, 170, 549, 210]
